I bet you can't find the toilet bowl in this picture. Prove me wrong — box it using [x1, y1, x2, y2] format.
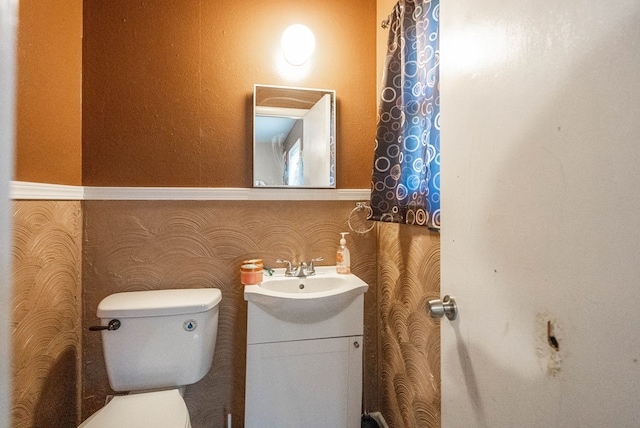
[79, 288, 222, 428]
[78, 389, 190, 428]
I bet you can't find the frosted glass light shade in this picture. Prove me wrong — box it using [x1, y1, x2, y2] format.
[281, 24, 316, 66]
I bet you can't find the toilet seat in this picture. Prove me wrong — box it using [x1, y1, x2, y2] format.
[78, 389, 190, 428]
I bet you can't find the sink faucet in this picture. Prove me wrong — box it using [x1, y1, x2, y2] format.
[276, 257, 323, 277]
[306, 257, 323, 275]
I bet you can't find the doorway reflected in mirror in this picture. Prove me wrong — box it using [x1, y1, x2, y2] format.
[253, 85, 336, 188]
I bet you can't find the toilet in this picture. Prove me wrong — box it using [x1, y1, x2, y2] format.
[79, 288, 222, 428]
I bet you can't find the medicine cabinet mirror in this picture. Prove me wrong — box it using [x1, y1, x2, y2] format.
[253, 84, 336, 188]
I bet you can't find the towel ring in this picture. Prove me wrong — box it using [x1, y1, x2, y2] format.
[348, 202, 375, 235]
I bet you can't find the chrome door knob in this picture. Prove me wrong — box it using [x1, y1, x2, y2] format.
[426, 295, 458, 321]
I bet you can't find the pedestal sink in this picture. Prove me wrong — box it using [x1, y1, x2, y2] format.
[244, 266, 368, 428]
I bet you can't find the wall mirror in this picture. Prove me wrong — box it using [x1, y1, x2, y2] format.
[253, 84, 336, 188]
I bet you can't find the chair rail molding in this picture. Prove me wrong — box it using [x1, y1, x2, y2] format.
[11, 182, 370, 201]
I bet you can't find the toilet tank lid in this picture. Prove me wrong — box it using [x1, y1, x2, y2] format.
[97, 288, 222, 318]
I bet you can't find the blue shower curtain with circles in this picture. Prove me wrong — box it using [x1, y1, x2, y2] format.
[370, 0, 440, 229]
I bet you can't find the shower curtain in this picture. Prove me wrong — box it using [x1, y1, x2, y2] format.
[370, 0, 440, 229]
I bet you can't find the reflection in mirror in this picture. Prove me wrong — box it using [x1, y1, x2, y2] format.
[253, 84, 336, 188]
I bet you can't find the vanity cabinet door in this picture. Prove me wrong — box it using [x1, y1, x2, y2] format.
[245, 335, 363, 428]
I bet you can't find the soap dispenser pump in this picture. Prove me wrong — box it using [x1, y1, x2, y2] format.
[336, 232, 351, 274]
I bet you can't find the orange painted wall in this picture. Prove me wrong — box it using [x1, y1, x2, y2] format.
[82, 0, 377, 188]
[15, 0, 83, 185]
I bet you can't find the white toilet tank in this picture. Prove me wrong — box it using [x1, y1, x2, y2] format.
[96, 288, 222, 392]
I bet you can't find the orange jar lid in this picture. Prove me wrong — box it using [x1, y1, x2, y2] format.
[243, 258, 263, 267]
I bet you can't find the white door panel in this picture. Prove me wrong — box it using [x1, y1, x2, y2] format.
[440, 0, 640, 426]
[303, 94, 331, 186]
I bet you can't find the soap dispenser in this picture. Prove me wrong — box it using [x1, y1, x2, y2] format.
[336, 232, 351, 274]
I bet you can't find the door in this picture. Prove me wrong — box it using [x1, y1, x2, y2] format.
[302, 94, 331, 186]
[0, 2, 17, 425]
[440, 0, 640, 426]
[245, 336, 363, 428]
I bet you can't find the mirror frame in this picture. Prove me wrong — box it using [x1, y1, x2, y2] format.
[253, 84, 336, 188]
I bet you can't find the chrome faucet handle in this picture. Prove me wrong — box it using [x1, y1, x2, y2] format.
[306, 257, 324, 275]
[276, 258, 294, 275]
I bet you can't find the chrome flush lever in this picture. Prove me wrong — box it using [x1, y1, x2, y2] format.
[426, 295, 458, 321]
[89, 319, 121, 331]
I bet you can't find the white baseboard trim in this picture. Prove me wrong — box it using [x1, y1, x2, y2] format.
[11, 181, 370, 202]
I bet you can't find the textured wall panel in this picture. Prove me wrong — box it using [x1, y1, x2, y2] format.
[82, 200, 378, 427]
[377, 223, 440, 428]
[11, 201, 83, 427]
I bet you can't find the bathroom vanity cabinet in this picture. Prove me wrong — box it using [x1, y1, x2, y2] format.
[244, 292, 364, 428]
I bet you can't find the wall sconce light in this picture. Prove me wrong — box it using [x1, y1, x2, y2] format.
[281, 24, 316, 66]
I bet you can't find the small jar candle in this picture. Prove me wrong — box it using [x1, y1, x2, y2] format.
[241, 263, 263, 285]
[243, 259, 263, 269]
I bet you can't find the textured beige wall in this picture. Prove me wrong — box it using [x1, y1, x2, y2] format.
[11, 201, 83, 427]
[82, 200, 378, 427]
[377, 223, 441, 427]
[9, 199, 440, 428]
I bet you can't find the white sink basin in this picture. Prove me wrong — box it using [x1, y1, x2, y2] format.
[243, 266, 368, 323]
